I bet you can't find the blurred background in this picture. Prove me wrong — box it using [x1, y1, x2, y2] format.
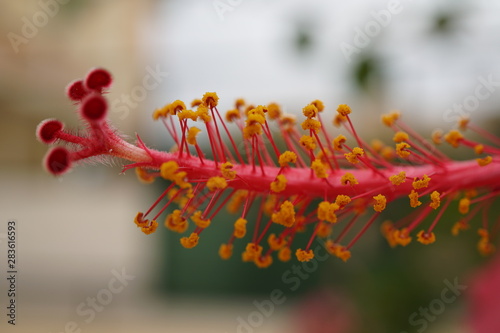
[1, 0, 500, 332]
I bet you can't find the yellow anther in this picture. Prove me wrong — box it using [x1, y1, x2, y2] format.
[219, 243, 233, 260]
[180, 232, 199, 249]
[474, 144, 484, 155]
[235, 98, 245, 109]
[317, 201, 339, 223]
[332, 135, 347, 151]
[191, 210, 211, 229]
[432, 130, 443, 145]
[233, 218, 247, 238]
[300, 135, 316, 150]
[140, 219, 158, 235]
[202, 92, 219, 108]
[396, 142, 411, 158]
[225, 109, 241, 122]
[381, 111, 400, 127]
[325, 240, 351, 262]
[242, 243, 263, 262]
[444, 130, 463, 148]
[409, 190, 422, 208]
[278, 151, 297, 167]
[177, 109, 197, 121]
[477, 156, 492, 166]
[302, 104, 319, 118]
[270, 174, 287, 192]
[134, 212, 148, 228]
[333, 114, 347, 127]
[317, 222, 332, 238]
[371, 139, 384, 153]
[389, 171, 406, 186]
[191, 98, 202, 107]
[227, 190, 248, 214]
[164, 210, 188, 233]
[451, 220, 469, 236]
[335, 195, 351, 207]
[206, 176, 228, 191]
[135, 167, 155, 184]
[310, 99, 325, 112]
[301, 118, 321, 132]
[170, 100, 186, 114]
[267, 103, 282, 120]
[381, 146, 395, 160]
[345, 147, 364, 164]
[280, 114, 296, 127]
[458, 198, 470, 214]
[271, 200, 296, 227]
[268, 233, 286, 250]
[417, 230, 436, 245]
[458, 117, 469, 130]
[337, 104, 352, 117]
[393, 228, 412, 246]
[430, 191, 441, 209]
[196, 105, 212, 122]
[381, 221, 397, 248]
[340, 172, 358, 185]
[172, 171, 191, 189]
[393, 131, 409, 143]
[311, 159, 328, 178]
[220, 162, 236, 180]
[412, 174, 431, 190]
[247, 112, 266, 125]
[243, 123, 262, 138]
[160, 161, 179, 180]
[254, 255, 273, 268]
[278, 247, 292, 262]
[296, 248, 314, 262]
[152, 104, 170, 120]
[478, 239, 495, 256]
[187, 127, 201, 145]
[263, 195, 278, 216]
[373, 194, 387, 212]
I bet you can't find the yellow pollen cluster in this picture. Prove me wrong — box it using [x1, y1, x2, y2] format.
[341, 172, 358, 185]
[337, 104, 352, 117]
[302, 104, 318, 118]
[393, 131, 409, 143]
[225, 109, 241, 122]
[160, 161, 191, 189]
[267, 103, 282, 120]
[381, 111, 400, 127]
[134, 212, 158, 235]
[254, 255, 273, 268]
[412, 174, 431, 189]
[180, 232, 199, 249]
[165, 210, 188, 233]
[268, 233, 286, 250]
[430, 191, 441, 209]
[233, 218, 247, 238]
[373, 194, 387, 212]
[135, 167, 155, 184]
[270, 174, 288, 192]
[417, 231, 436, 245]
[409, 190, 422, 208]
[335, 194, 351, 207]
[317, 222, 332, 238]
[219, 243, 233, 260]
[220, 162, 236, 180]
[300, 135, 316, 150]
[325, 240, 351, 262]
[310, 99, 324, 112]
[332, 135, 346, 151]
[311, 159, 328, 178]
[392, 228, 412, 246]
[272, 201, 296, 227]
[477, 229, 496, 256]
[191, 210, 211, 228]
[474, 144, 484, 155]
[458, 198, 470, 214]
[444, 130, 463, 148]
[197, 105, 212, 123]
[396, 142, 411, 158]
[206, 176, 228, 191]
[242, 242, 263, 262]
[345, 147, 364, 164]
[202, 92, 219, 108]
[296, 248, 314, 262]
[389, 171, 406, 185]
[333, 114, 347, 127]
[278, 247, 292, 262]
[451, 220, 469, 236]
[187, 127, 201, 145]
[278, 151, 297, 167]
[477, 156, 492, 166]
[317, 201, 339, 223]
[301, 118, 321, 132]
[432, 130, 443, 144]
[458, 117, 470, 130]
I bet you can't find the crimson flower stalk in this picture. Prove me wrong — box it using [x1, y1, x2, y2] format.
[37, 68, 500, 268]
